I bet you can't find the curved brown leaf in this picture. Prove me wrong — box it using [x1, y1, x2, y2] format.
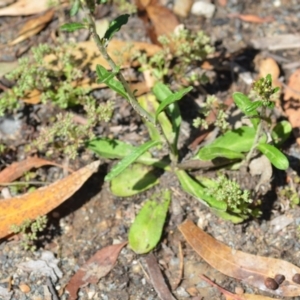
[9, 9, 54, 45]
[0, 156, 69, 186]
[179, 220, 300, 297]
[144, 4, 179, 44]
[0, 160, 100, 239]
[66, 242, 127, 300]
[0, 0, 49, 16]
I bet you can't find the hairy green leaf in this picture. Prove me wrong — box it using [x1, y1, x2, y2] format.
[152, 83, 185, 155]
[197, 147, 244, 160]
[271, 120, 292, 145]
[129, 190, 171, 254]
[176, 170, 227, 210]
[155, 86, 192, 121]
[257, 143, 289, 170]
[138, 94, 175, 148]
[211, 209, 246, 223]
[207, 126, 256, 152]
[104, 14, 130, 41]
[105, 140, 161, 181]
[245, 101, 263, 112]
[96, 65, 128, 99]
[60, 22, 86, 32]
[87, 138, 169, 169]
[70, 0, 80, 16]
[110, 163, 159, 197]
[233, 92, 259, 128]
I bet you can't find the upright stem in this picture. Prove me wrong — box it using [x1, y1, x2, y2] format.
[85, 9, 175, 160]
[244, 107, 265, 166]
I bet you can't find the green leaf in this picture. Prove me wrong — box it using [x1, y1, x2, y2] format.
[233, 92, 259, 128]
[129, 190, 171, 254]
[197, 147, 244, 160]
[104, 14, 130, 42]
[105, 140, 161, 181]
[211, 209, 246, 223]
[155, 86, 192, 122]
[70, 0, 80, 16]
[87, 138, 169, 169]
[271, 120, 292, 145]
[208, 126, 256, 152]
[96, 65, 128, 99]
[196, 126, 259, 160]
[110, 163, 159, 197]
[60, 22, 86, 32]
[138, 94, 175, 148]
[257, 143, 289, 170]
[152, 82, 173, 101]
[245, 101, 263, 112]
[98, 66, 120, 84]
[152, 83, 182, 153]
[175, 170, 227, 210]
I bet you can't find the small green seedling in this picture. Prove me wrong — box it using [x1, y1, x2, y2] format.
[60, 6, 293, 253]
[197, 75, 291, 171]
[10, 216, 48, 251]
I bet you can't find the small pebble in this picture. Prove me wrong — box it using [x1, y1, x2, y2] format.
[264, 277, 279, 290]
[292, 273, 300, 284]
[274, 274, 285, 285]
[235, 286, 244, 295]
[191, 1, 216, 18]
[173, 0, 193, 17]
[19, 283, 31, 293]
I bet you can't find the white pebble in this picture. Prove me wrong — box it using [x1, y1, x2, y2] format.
[191, 1, 216, 18]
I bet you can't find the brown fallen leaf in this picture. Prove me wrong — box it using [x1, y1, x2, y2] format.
[0, 156, 70, 186]
[9, 9, 54, 46]
[179, 220, 300, 297]
[0, 0, 50, 16]
[228, 13, 274, 23]
[284, 69, 300, 101]
[256, 57, 280, 87]
[283, 69, 300, 145]
[143, 252, 176, 300]
[145, 4, 179, 45]
[0, 160, 100, 239]
[65, 242, 127, 300]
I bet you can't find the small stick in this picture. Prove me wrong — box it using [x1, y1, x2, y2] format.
[199, 274, 243, 300]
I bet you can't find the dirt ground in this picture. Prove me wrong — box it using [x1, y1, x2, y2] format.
[1, 0, 300, 299]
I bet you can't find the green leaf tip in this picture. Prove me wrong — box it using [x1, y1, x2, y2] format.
[104, 14, 130, 42]
[60, 22, 86, 32]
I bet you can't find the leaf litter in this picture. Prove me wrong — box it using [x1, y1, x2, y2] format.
[179, 220, 300, 297]
[0, 160, 100, 238]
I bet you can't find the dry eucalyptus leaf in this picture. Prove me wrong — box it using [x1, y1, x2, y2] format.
[66, 242, 127, 300]
[0, 0, 50, 16]
[179, 220, 300, 297]
[0, 160, 100, 239]
[9, 9, 54, 45]
[0, 156, 67, 186]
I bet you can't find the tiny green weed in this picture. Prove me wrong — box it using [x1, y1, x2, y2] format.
[10, 216, 48, 251]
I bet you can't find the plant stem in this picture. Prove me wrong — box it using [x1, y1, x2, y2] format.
[85, 9, 175, 160]
[244, 107, 265, 166]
